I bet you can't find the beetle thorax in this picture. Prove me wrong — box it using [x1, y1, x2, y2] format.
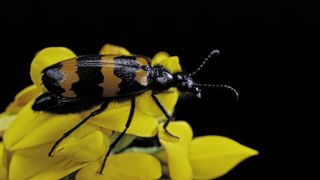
[149, 66, 174, 91]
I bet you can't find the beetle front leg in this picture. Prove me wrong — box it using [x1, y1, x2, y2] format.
[151, 93, 179, 140]
[99, 97, 136, 174]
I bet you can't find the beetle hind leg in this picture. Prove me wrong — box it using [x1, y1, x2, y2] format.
[48, 99, 110, 157]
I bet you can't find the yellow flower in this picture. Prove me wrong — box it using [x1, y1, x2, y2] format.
[154, 121, 258, 180]
[0, 44, 180, 179]
[0, 85, 41, 137]
[0, 43, 258, 180]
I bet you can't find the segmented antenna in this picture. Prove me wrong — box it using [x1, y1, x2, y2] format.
[194, 83, 239, 100]
[189, 49, 220, 77]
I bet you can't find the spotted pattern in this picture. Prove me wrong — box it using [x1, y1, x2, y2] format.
[134, 69, 148, 86]
[41, 54, 151, 98]
[99, 55, 122, 96]
[42, 63, 65, 96]
[59, 58, 79, 97]
[71, 55, 104, 97]
[113, 56, 149, 96]
[135, 56, 150, 66]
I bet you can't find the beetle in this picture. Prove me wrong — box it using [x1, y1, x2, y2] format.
[32, 50, 238, 174]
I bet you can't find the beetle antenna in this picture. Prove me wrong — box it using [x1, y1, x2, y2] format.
[189, 49, 220, 77]
[194, 83, 239, 100]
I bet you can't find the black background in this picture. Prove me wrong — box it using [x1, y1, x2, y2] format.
[0, 2, 317, 179]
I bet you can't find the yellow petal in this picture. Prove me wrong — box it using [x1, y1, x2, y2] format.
[76, 153, 161, 180]
[30, 47, 76, 86]
[30, 160, 88, 180]
[189, 136, 258, 179]
[136, 89, 179, 119]
[52, 125, 109, 162]
[5, 85, 41, 114]
[87, 102, 158, 137]
[152, 55, 182, 74]
[159, 121, 193, 180]
[0, 114, 16, 137]
[13, 85, 41, 107]
[4, 102, 21, 115]
[99, 43, 131, 55]
[151, 51, 170, 66]
[3, 101, 83, 150]
[9, 143, 88, 180]
[0, 143, 8, 180]
[158, 121, 193, 146]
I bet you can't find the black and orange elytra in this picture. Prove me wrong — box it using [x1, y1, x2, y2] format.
[32, 51, 238, 174]
[42, 54, 150, 99]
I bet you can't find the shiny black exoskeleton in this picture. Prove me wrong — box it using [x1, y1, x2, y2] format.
[148, 66, 201, 97]
[32, 50, 237, 174]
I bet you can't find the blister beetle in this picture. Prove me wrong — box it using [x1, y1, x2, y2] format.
[32, 50, 238, 174]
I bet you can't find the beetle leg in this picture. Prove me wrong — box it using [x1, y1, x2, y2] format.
[48, 99, 110, 157]
[99, 97, 136, 174]
[154, 90, 174, 94]
[151, 93, 179, 140]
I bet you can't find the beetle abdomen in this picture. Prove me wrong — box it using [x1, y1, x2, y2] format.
[42, 55, 150, 98]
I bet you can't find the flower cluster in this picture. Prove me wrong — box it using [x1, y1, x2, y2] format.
[0, 44, 258, 180]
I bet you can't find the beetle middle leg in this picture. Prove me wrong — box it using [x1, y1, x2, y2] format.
[48, 99, 110, 157]
[151, 93, 179, 140]
[99, 97, 136, 174]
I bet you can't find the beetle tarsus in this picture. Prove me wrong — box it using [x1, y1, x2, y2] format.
[164, 128, 180, 140]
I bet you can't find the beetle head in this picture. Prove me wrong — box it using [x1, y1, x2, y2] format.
[173, 72, 201, 98]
